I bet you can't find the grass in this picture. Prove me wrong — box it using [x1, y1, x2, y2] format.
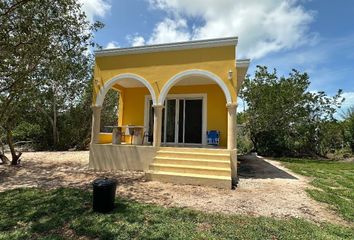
[276, 158, 354, 223]
[0, 188, 353, 240]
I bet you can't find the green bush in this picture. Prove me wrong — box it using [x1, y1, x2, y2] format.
[12, 122, 44, 143]
[237, 125, 253, 154]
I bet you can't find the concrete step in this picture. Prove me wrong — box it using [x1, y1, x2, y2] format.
[150, 163, 231, 176]
[154, 156, 230, 168]
[146, 171, 231, 189]
[157, 151, 230, 161]
[159, 147, 229, 154]
[147, 147, 232, 189]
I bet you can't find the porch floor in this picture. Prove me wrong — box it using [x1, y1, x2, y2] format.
[160, 144, 226, 149]
[98, 142, 226, 149]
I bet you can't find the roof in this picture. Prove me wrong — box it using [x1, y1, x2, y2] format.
[95, 37, 238, 57]
[236, 59, 251, 68]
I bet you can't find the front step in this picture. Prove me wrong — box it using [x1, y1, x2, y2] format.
[146, 147, 232, 189]
[158, 147, 229, 154]
[146, 171, 232, 189]
[157, 151, 230, 160]
[154, 157, 230, 168]
[150, 163, 231, 176]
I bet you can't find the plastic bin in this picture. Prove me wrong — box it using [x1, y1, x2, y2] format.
[92, 178, 117, 213]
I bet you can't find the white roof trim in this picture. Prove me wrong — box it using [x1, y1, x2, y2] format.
[236, 59, 251, 68]
[95, 37, 238, 57]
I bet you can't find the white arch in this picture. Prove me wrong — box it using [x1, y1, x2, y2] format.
[95, 73, 157, 106]
[158, 69, 232, 105]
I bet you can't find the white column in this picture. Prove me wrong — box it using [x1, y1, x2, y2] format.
[152, 104, 164, 147]
[227, 103, 238, 184]
[226, 103, 237, 150]
[91, 106, 102, 144]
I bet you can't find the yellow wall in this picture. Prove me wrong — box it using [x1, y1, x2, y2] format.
[93, 46, 238, 104]
[119, 84, 227, 146]
[98, 133, 112, 144]
[122, 87, 149, 126]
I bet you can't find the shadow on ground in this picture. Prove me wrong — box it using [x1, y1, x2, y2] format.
[238, 154, 297, 179]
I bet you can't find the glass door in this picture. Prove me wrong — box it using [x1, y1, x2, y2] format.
[179, 99, 202, 144]
[184, 99, 202, 143]
[148, 97, 203, 145]
[178, 99, 184, 143]
[147, 100, 154, 142]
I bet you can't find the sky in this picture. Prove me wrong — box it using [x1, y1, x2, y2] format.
[80, 0, 354, 115]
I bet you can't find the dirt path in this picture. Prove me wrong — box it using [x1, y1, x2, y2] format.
[0, 151, 348, 226]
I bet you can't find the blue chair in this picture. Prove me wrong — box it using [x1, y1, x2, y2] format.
[207, 130, 220, 146]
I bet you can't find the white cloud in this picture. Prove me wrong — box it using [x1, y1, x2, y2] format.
[341, 92, 354, 111]
[334, 92, 354, 119]
[146, 0, 315, 59]
[79, 0, 111, 22]
[105, 41, 120, 49]
[237, 97, 247, 112]
[147, 18, 191, 44]
[132, 36, 146, 46]
[129, 18, 190, 47]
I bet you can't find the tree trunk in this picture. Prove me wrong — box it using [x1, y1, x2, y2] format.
[53, 97, 58, 148]
[36, 100, 59, 149]
[52, 91, 59, 149]
[6, 129, 22, 165]
[0, 153, 9, 164]
[0, 139, 9, 164]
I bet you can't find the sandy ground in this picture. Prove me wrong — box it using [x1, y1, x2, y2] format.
[0, 151, 349, 226]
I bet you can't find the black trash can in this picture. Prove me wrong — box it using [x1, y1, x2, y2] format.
[92, 178, 117, 213]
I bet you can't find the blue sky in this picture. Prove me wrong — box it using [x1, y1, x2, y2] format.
[81, 0, 354, 114]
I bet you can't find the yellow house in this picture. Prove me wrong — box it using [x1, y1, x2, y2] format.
[89, 37, 250, 189]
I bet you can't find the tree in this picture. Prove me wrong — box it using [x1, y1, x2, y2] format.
[100, 90, 119, 131]
[236, 112, 253, 154]
[343, 106, 354, 153]
[0, 93, 34, 164]
[53, 78, 94, 150]
[0, 0, 102, 163]
[240, 66, 343, 157]
[34, 52, 94, 149]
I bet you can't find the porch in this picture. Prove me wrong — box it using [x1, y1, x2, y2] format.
[92, 78, 238, 149]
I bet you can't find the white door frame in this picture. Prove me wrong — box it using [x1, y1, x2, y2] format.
[144, 93, 207, 145]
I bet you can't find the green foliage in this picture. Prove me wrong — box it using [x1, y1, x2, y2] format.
[0, 188, 353, 239]
[0, 0, 103, 153]
[56, 107, 92, 150]
[277, 158, 354, 222]
[0, 0, 99, 120]
[240, 66, 344, 157]
[321, 122, 344, 150]
[26, 77, 95, 151]
[100, 90, 119, 131]
[237, 124, 253, 154]
[342, 106, 354, 152]
[12, 122, 43, 142]
[237, 111, 248, 124]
